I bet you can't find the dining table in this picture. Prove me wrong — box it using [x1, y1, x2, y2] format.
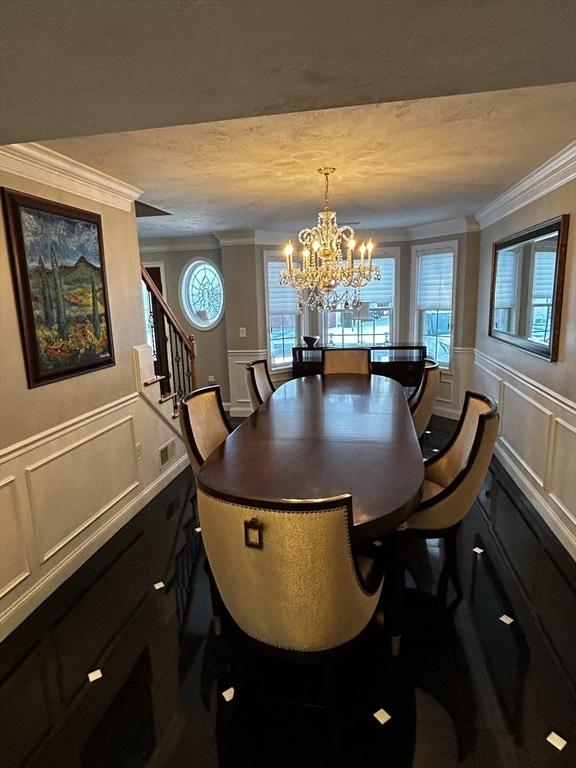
[198, 374, 424, 544]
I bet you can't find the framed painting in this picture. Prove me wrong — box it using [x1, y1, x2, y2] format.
[2, 189, 115, 387]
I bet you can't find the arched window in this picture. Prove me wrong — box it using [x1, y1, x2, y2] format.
[180, 259, 224, 330]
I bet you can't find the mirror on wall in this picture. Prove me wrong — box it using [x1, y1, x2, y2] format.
[489, 215, 569, 361]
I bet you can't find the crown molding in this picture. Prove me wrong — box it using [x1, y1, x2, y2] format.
[139, 235, 219, 254]
[370, 217, 479, 243]
[408, 216, 479, 240]
[0, 143, 142, 212]
[476, 141, 576, 229]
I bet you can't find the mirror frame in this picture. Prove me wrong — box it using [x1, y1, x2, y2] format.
[489, 215, 569, 361]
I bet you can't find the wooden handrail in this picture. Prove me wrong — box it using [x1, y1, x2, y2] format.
[141, 265, 196, 358]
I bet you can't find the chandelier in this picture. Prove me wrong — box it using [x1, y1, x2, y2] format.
[280, 166, 379, 312]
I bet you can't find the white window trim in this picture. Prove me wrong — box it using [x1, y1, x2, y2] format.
[263, 250, 308, 371]
[178, 258, 225, 332]
[320, 246, 401, 346]
[410, 240, 458, 371]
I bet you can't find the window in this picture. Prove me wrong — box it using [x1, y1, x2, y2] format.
[180, 259, 224, 330]
[323, 255, 396, 346]
[529, 250, 555, 344]
[414, 243, 456, 366]
[493, 247, 519, 334]
[265, 258, 300, 368]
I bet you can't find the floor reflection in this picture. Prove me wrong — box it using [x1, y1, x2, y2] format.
[0, 458, 574, 768]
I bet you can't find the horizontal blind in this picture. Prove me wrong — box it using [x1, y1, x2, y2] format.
[359, 257, 394, 305]
[417, 251, 454, 310]
[267, 260, 297, 315]
[494, 249, 517, 308]
[532, 251, 556, 300]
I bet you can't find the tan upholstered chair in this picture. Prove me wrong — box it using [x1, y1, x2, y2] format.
[179, 385, 232, 632]
[197, 489, 383, 653]
[245, 359, 275, 411]
[406, 391, 498, 603]
[179, 385, 231, 474]
[322, 349, 371, 375]
[409, 359, 440, 439]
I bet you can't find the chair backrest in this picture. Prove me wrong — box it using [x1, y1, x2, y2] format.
[411, 391, 499, 530]
[322, 349, 371, 375]
[245, 359, 275, 410]
[197, 488, 383, 652]
[410, 359, 440, 438]
[179, 385, 231, 474]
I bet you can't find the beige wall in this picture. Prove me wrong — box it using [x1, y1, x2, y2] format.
[0, 172, 146, 448]
[476, 181, 575, 402]
[221, 241, 267, 352]
[140, 246, 230, 401]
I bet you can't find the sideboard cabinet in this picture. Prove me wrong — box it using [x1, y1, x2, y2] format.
[292, 345, 427, 388]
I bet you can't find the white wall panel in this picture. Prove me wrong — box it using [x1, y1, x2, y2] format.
[500, 383, 553, 486]
[549, 419, 576, 518]
[0, 381, 189, 640]
[0, 476, 30, 598]
[25, 417, 139, 562]
[473, 350, 576, 557]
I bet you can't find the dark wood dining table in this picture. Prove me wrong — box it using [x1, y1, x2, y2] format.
[198, 374, 424, 543]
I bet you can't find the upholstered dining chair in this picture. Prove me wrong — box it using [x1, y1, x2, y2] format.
[197, 488, 384, 653]
[179, 385, 232, 632]
[322, 349, 371, 375]
[179, 385, 231, 474]
[244, 359, 275, 411]
[409, 358, 440, 439]
[405, 391, 498, 605]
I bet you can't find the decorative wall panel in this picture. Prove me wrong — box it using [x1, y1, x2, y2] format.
[0, 476, 30, 598]
[25, 417, 139, 562]
[499, 383, 553, 486]
[473, 350, 576, 557]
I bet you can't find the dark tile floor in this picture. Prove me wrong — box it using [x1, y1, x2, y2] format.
[1, 418, 574, 767]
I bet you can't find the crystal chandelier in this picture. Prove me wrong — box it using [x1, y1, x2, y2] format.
[280, 167, 380, 312]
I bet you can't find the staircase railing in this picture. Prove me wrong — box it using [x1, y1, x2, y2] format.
[141, 265, 197, 417]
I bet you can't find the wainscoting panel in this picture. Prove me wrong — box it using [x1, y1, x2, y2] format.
[499, 383, 553, 487]
[0, 380, 189, 640]
[473, 350, 576, 557]
[549, 418, 576, 516]
[0, 476, 30, 599]
[25, 417, 140, 563]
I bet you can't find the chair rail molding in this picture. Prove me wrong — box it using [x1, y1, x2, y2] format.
[472, 349, 576, 558]
[0, 143, 142, 211]
[476, 141, 576, 229]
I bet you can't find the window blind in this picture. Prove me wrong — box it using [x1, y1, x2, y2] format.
[358, 258, 395, 305]
[494, 249, 518, 308]
[532, 251, 556, 300]
[417, 251, 454, 310]
[267, 260, 297, 315]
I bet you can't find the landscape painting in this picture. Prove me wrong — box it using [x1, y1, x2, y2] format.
[2, 189, 115, 387]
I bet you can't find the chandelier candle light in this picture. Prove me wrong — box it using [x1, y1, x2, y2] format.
[280, 167, 380, 312]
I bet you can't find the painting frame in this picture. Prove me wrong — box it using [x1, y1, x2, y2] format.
[2, 188, 115, 388]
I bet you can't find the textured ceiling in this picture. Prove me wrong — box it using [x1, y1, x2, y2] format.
[43, 84, 576, 237]
[1, 0, 575, 144]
